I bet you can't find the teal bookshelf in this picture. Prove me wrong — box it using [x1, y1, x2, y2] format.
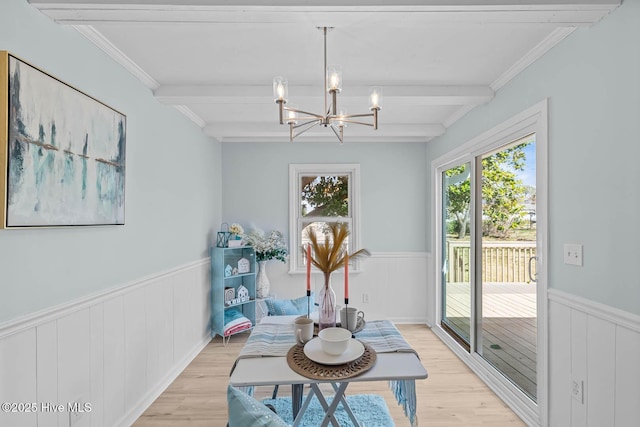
[210, 246, 257, 342]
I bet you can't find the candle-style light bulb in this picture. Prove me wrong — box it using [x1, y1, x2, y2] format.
[326, 66, 342, 92]
[337, 109, 347, 127]
[369, 87, 382, 110]
[330, 73, 339, 89]
[286, 107, 298, 125]
[273, 76, 288, 102]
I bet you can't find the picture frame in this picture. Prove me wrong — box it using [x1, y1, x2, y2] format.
[0, 51, 126, 228]
[237, 257, 250, 274]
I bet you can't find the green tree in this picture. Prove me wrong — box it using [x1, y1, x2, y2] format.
[481, 143, 529, 238]
[445, 165, 471, 239]
[301, 175, 348, 217]
[446, 142, 531, 239]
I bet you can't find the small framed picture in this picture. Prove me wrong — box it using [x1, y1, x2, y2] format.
[238, 258, 250, 274]
[224, 287, 235, 303]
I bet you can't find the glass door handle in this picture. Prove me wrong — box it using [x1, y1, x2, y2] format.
[528, 256, 538, 283]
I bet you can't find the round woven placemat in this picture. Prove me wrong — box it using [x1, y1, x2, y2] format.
[286, 341, 376, 380]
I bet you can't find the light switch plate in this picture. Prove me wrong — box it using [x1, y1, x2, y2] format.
[564, 243, 583, 266]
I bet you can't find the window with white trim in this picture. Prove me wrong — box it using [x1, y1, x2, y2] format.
[289, 164, 361, 273]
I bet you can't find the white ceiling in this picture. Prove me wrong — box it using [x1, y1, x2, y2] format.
[29, 0, 619, 143]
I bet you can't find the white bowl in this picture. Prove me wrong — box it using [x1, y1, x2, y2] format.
[318, 327, 351, 355]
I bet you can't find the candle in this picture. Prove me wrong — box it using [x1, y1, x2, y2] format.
[344, 253, 349, 299]
[306, 244, 311, 291]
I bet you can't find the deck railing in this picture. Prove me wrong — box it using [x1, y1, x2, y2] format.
[447, 241, 536, 283]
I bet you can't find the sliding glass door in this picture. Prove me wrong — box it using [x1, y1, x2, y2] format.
[441, 162, 472, 350]
[478, 135, 538, 401]
[439, 133, 539, 402]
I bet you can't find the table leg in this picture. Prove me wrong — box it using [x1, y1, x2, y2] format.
[330, 382, 360, 426]
[314, 383, 351, 427]
[291, 384, 303, 419]
[292, 386, 319, 427]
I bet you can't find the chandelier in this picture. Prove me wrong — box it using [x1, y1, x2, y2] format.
[273, 27, 382, 143]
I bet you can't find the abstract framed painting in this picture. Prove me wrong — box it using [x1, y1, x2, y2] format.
[0, 51, 126, 228]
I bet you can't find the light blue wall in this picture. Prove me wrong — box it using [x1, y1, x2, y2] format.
[426, 3, 640, 315]
[221, 141, 428, 252]
[0, 0, 221, 323]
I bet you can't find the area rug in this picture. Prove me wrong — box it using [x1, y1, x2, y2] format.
[262, 394, 395, 427]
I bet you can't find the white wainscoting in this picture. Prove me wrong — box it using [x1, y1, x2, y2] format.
[0, 258, 211, 427]
[267, 252, 432, 324]
[548, 289, 640, 427]
[356, 252, 432, 324]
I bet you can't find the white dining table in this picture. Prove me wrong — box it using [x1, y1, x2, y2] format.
[229, 316, 427, 427]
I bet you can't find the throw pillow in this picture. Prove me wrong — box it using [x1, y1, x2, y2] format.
[265, 293, 315, 316]
[227, 385, 288, 427]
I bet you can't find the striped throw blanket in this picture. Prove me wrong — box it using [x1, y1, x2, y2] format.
[231, 320, 421, 426]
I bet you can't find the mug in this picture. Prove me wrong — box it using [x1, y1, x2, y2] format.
[339, 307, 364, 332]
[293, 317, 314, 345]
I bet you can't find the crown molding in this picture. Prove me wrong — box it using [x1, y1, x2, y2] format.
[72, 25, 160, 90]
[173, 105, 206, 128]
[491, 26, 576, 91]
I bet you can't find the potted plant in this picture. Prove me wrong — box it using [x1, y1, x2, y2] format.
[305, 222, 370, 329]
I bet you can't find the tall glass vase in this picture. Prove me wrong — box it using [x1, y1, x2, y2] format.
[256, 260, 270, 298]
[318, 272, 336, 330]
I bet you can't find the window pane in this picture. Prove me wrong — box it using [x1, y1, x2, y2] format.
[301, 175, 349, 217]
[301, 221, 351, 259]
[290, 164, 359, 273]
[442, 162, 472, 348]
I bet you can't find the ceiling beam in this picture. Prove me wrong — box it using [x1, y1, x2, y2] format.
[155, 84, 494, 107]
[203, 122, 446, 139]
[219, 135, 438, 143]
[29, 1, 619, 26]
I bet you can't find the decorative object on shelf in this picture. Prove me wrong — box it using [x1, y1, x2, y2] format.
[237, 285, 249, 300]
[223, 223, 244, 247]
[1, 51, 126, 228]
[224, 287, 235, 304]
[226, 295, 250, 306]
[223, 308, 252, 338]
[224, 264, 233, 277]
[305, 222, 370, 330]
[273, 27, 381, 144]
[243, 228, 289, 298]
[237, 257, 250, 274]
[227, 284, 251, 306]
[232, 267, 239, 276]
[228, 239, 243, 248]
[229, 223, 244, 236]
[229, 223, 244, 241]
[217, 223, 231, 248]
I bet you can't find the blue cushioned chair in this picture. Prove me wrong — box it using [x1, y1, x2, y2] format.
[262, 293, 316, 404]
[227, 385, 288, 427]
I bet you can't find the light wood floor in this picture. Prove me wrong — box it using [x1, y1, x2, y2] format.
[134, 324, 526, 426]
[444, 282, 537, 399]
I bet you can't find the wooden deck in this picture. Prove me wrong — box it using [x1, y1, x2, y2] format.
[443, 282, 537, 400]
